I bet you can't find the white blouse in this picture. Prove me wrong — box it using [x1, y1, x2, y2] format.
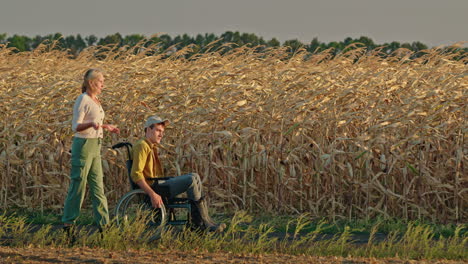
[72, 93, 105, 138]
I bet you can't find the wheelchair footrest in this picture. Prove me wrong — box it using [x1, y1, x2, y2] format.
[169, 198, 190, 203]
[167, 204, 191, 209]
[168, 220, 189, 225]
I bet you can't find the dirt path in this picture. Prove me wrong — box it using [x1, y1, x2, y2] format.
[1, 246, 463, 264]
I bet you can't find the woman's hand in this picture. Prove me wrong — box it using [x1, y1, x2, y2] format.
[102, 124, 120, 134]
[91, 122, 99, 130]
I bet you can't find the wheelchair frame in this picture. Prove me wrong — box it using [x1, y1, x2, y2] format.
[112, 142, 191, 229]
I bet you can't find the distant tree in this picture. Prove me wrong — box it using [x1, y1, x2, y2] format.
[307, 37, 320, 53]
[221, 31, 234, 43]
[356, 36, 375, 50]
[258, 36, 266, 46]
[49, 33, 65, 48]
[141, 35, 162, 54]
[75, 34, 86, 52]
[181, 33, 193, 46]
[62, 34, 86, 55]
[64, 35, 76, 51]
[386, 41, 401, 54]
[53, 33, 64, 40]
[7, 35, 31, 51]
[410, 41, 429, 58]
[122, 34, 145, 47]
[267, 38, 280, 47]
[98, 33, 123, 46]
[232, 31, 241, 44]
[203, 33, 217, 46]
[283, 39, 304, 53]
[86, 35, 98, 46]
[173, 34, 194, 49]
[327, 41, 343, 54]
[343, 37, 353, 46]
[195, 34, 204, 46]
[158, 34, 172, 50]
[401, 43, 412, 50]
[411, 41, 428, 52]
[173, 35, 182, 45]
[240, 33, 257, 46]
[147, 35, 161, 45]
[31, 35, 44, 49]
[0, 33, 6, 44]
[6, 32, 463, 60]
[197, 33, 221, 52]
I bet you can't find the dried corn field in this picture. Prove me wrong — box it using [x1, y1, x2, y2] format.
[0, 43, 466, 222]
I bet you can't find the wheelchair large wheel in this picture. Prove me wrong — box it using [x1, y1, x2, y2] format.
[115, 189, 167, 230]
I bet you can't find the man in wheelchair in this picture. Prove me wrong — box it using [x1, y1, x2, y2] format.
[130, 115, 225, 232]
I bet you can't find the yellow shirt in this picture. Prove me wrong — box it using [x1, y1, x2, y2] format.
[130, 139, 164, 184]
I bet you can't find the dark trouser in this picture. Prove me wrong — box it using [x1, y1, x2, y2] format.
[152, 173, 202, 201]
[151, 173, 224, 232]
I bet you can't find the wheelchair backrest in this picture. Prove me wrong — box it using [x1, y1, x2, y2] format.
[126, 159, 139, 190]
[112, 142, 139, 190]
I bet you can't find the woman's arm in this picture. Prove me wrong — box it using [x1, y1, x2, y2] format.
[75, 121, 99, 132]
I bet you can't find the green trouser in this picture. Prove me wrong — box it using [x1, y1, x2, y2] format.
[62, 137, 109, 226]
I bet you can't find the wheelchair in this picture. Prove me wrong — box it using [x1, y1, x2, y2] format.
[112, 142, 192, 230]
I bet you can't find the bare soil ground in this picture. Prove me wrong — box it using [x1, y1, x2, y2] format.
[1, 246, 465, 264]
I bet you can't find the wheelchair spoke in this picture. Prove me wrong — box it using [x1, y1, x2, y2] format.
[115, 189, 167, 228]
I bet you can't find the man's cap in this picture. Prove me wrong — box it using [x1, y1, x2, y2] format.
[144, 115, 170, 128]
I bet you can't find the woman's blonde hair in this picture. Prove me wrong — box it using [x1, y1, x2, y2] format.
[81, 68, 103, 93]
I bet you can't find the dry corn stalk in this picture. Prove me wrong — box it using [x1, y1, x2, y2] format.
[0, 43, 466, 222]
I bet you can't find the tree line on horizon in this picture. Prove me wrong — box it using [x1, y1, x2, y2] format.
[0, 32, 466, 58]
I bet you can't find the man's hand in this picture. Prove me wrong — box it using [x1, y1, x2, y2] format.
[135, 178, 163, 208]
[149, 192, 163, 208]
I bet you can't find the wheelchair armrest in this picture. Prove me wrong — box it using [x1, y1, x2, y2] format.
[148, 177, 174, 181]
[112, 142, 133, 149]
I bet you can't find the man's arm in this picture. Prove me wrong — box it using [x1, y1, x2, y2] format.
[130, 142, 163, 208]
[135, 179, 163, 208]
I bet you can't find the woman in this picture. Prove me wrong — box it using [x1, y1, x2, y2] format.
[62, 69, 119, 229]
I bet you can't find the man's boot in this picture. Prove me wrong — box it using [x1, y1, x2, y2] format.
[190, 197, 226, 232]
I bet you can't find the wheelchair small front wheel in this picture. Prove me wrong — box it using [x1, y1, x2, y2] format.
[115, 189, 167, 231]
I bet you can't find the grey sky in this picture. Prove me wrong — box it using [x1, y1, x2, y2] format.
[1, 0, 467, 47]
